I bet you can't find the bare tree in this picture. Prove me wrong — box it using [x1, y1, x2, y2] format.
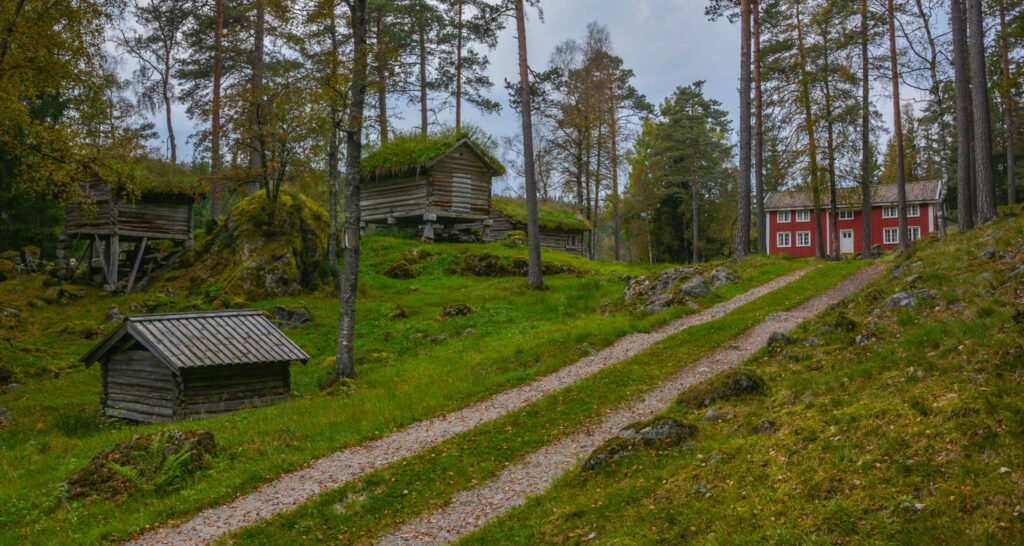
[116, 0, 190, 164]
[1000, 0, 1016, 205]
[753, 0, 766, 254]
[860, 0, 873, 258]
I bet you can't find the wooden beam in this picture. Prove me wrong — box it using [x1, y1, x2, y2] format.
[126, 237, 147, 294]
[107, 234, 119, 288]
[94, 234, 108, 281]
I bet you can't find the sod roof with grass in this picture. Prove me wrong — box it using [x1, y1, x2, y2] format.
[492, 196, 591, 232]
[361, 131, 506, 179]
[109, 156, 204, 200]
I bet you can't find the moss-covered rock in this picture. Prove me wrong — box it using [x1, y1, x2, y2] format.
[676, 368, 767, 409]
[0, 260, 14, 282]
[174, 190, 329, 300]
[60, 430, 215, 499]
[382, 248, 436, 279]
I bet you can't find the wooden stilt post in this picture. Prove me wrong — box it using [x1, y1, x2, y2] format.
[126, 237, 148, 294]
[94, 235, 109, 283]
[106, 235, 119, 290]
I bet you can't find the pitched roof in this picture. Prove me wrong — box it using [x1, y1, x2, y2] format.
[81, 310, 310, 369]
[361, 132, 506, 179]
[764, 181, 942, 210]
[491, 196, 591, 232]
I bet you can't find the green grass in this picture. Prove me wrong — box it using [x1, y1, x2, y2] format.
[492, 196, 591, 232]
[0, 236, 806, 545]
[461, 216, 1024, 545]
[224, 261, 866, 545]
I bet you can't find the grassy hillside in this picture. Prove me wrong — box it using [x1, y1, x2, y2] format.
[0, 236, 805, 544]
[463, 214, 1024, 544]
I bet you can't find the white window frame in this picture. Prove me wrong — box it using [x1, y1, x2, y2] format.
[882, 206, 898, 219]
[883, 227, 900, 244]
[907, 204, 920, 217]
[838, 210, 854, 221]
[908, 226, 921, 241]
[796, 231, 812, 247]
[777, 231, 792, 248]
[795, 210, 811, 222]
[777, 210, 791, 223]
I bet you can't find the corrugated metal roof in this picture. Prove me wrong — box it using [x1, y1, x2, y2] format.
[764, 181, 941, 210]
[81, 310, 310, 369]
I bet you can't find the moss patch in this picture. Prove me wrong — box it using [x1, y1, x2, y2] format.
[361, 128, 505, 178]
[675, 368, 767, 408]
[448, 252, 583, 277]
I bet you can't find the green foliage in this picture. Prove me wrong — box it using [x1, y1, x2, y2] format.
[361, 127, 505, 178]
[492, 196, 590, 232]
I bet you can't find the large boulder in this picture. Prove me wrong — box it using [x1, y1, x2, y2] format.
[583, 418, 697, 472]
[675, 276, 710, 299]
[625, 266, 708, 315]
[271, 304, 313, 327]
[175, 191, 329, 300]
[61, 430, 215, 499]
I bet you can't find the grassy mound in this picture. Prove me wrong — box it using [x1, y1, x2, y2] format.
[170, 190, 329, 300]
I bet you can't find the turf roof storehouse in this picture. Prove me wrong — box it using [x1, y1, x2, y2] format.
[488, 197, 592, 258]
[81, 310, 310, 423]
[63, 159, 201, 293]
[359, 134, 505, 239]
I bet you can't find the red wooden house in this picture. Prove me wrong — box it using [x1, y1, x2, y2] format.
[764, 181, 943, 257]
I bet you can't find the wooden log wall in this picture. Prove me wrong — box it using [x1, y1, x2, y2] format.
[181, 363, 290, 418]
[483, 213, 591, 258]
[360, 175, 428, 222]
[65, 182, 193, 240]
[429, 145, 492, 218]
[65, 182, 115, 236]
[102, 350, 179, 423]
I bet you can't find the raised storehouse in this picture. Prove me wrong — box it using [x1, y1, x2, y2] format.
[64, 159, 199, 292]
[764, 180, 943, 257]
[487, 197, 592, 258]
[359, 132, 505, 236]
[80, 310, 309, 423]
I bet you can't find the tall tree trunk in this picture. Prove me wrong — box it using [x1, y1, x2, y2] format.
[821, 24, 839, 259]
[514, 0, 543, 289]
[795, 1, 823, 259]
[209, 0, 224, 217]
[610, 102, 621, 261]
[860, 0, 873, 258]
[966, 0, 997, 222]
[376, 11, 388, 144]
[455, 0, 463, 131]
[691, 155, 699, 263]
[1001, 0, 1016, 205]
[735, 0, 752, 259]
[328, 9, 342, 297]
[593, 127, 602, 260]
[951, 0, 975, 231]
[248, 0, 266, 195]
[419, 29, 428, 136]
[888, 0, 910, 251]
[334, 0, 369, 380]
[753, 0, 766, 255]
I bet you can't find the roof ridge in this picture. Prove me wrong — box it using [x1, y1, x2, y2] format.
[126, 309, 263, 322]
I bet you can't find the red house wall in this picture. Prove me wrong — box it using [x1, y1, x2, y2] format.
[768, 204, 936, 257]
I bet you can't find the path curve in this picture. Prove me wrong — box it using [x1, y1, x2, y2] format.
[376, 264, 883, 546]
[127, 268, 814, 546]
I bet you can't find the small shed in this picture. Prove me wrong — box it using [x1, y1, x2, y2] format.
[359, 133, 505, 236]
[63, 159, 199, 292]
[80, 310, 310, 423]
[487, 197, 592, 258]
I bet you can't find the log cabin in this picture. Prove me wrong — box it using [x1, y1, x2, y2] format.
[64, 159, 199, 292]
[80, 310, 310, 423]
[359, 132, 505, 238]
[764, 180, 943, 257]
[486, 197, 592, 258]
